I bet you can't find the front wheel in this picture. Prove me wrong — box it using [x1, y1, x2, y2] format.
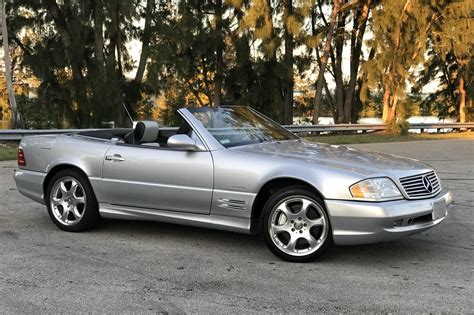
[260, 186, 332, 262]
[46, 169, 101, 232]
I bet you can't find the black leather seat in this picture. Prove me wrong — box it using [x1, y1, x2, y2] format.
[124, 121, 159, 145]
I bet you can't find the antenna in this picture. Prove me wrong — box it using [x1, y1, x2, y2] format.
[122, 100, 134, 127]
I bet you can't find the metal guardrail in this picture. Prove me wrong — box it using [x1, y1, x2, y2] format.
[0, 123, 473, 140]
[284, 124, 386, 133]
[283, 122, 474, 133]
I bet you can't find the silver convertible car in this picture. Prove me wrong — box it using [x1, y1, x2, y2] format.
[14, 106, 453, 262]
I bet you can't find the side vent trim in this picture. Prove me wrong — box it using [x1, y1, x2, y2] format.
[217, 198, 247, 211]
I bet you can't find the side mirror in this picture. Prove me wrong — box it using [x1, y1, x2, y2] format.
[167, 134, 198, 151]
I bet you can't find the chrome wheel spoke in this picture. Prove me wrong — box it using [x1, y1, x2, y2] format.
[297, 199, 312, 216]
[73, 195, 85, 204]
[52, 196, 63, 205]
[303, 232, 319, 249]
[271, 222, 290, 234]
[276, 202, 293, 219]
[59, 182, 69, 194]
[70, 180, 79, 196]
[61, 208, 70, 222]
[286, 235, 298, 253]
[306, 217, 325, 229]
[72, 206, 83, 219]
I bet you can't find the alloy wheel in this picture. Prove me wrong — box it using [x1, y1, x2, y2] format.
[50, 176, 87, 226]
[268, 196, 328, 257]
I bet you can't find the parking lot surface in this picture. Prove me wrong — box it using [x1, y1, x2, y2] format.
[0, 139, 473, 313]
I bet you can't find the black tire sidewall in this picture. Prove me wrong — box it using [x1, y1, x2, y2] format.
[45, 169, 100, 232]
[260, 186, 332, 262]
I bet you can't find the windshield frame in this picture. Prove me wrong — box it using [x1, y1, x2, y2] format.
[186, 106, 299, 149]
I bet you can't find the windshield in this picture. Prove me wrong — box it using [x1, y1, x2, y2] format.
[189, 106, 298, 148]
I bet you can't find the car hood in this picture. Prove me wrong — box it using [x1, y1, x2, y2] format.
[231, 140, 432, 176]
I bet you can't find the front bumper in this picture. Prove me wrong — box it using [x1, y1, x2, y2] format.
[325, 188, 453, 245]
[14, 168, 46, 205]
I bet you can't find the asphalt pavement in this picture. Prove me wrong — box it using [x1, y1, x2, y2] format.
[0, 139, 473, 313]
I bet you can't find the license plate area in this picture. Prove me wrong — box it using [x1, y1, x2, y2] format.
[432, 199, 447, 220]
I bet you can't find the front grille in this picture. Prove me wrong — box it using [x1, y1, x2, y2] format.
[399, 171, 441, 199]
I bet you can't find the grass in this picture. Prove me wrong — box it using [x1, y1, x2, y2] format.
[304, 131, 474, 145]
[0, 142, 18, 161]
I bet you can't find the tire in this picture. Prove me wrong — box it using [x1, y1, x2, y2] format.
[45, 169, 101, 232]
[260, 186, 332, 262]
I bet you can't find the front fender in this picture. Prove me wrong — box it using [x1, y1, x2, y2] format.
[211, 149, 362, 200]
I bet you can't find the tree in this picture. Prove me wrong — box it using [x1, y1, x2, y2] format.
[9, 0, 154, 128]
[1, 0, 18, 128]
[428, 0, 474, 122]
[312, 0, 340, 124]
[343, 0, 372, 123]
[363, 0, 434, 123]
[6, 0, 472, 128]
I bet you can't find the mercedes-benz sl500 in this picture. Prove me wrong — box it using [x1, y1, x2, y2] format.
[14, 106, 452, 261]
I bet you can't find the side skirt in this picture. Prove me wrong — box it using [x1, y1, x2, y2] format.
[99, 203, 252, 234]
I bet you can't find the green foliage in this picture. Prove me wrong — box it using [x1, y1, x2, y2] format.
[17, 95, 63, 129]
[359, 91, 383, 118]
[364, 0, 433, 100]
[9, 0, 145, 128]
[386, 95, 419, 135]
[6, 0, 473, 128]
[0, 145, 18, 161]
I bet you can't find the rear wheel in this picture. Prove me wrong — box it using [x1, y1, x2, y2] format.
[46, 169, 100, 232]
[260, 186, 332, 262]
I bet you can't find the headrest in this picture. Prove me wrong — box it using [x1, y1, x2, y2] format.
[135, 121, 159, 143]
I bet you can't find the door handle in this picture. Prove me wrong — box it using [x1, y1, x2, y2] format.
[105, 154, 125, 162]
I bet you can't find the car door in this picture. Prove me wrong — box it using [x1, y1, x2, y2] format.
[100, 142, 213, 215]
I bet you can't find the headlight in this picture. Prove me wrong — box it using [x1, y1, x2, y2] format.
[350, 178, 403, 201]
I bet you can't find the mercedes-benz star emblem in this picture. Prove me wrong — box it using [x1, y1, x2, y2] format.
[422, 175, 433, 193]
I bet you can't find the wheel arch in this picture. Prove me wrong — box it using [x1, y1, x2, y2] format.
[250, 177, 326, 234]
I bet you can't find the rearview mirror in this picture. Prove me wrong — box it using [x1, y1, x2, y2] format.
[167, 134, 198, 151]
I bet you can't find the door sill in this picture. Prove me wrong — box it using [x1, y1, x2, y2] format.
[99, 203, 251, 234]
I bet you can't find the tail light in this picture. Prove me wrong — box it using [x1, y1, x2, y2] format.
[17, 148, 26, 167]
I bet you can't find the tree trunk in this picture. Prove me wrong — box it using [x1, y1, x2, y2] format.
[440, 56, 457, 110]
[459, 77, 466, 123]
[212, 0, 223, 107]
[343, 0, 371, 123]
[283, 0, 294, 125]
[312, 0, 340, 125]
[1, 0, 18, 128]
[114, 2, 123, 78]
[134, 0, 154, 86]
[106, 1, 123, 77]
[388, 93, 398, 122]
[333, 10, 345, 123]
[382, 82, 391, 123]
[312, 8, 335, 123]
[93, 0, 105, 78]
